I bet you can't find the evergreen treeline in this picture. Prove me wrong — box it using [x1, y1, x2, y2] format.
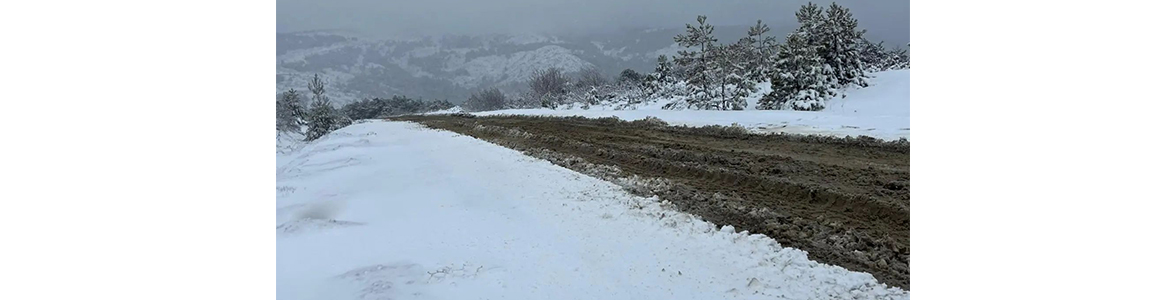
[276, 73, 454, 141]
[641, 2, 910, 111]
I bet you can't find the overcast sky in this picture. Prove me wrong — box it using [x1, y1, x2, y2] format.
[277, 0, 908, 45]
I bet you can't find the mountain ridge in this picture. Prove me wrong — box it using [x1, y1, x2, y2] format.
[276, 24, 859, 104]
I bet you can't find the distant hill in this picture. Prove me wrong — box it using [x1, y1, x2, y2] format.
[277, 22, 903, 105]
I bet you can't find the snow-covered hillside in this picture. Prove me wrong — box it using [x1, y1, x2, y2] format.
[275, 31, 661, 104]
[277, 121, 908, 300]
[452, 45, 593, 87]
[473, 69, 910, 140]
[275, 26, 793, 105]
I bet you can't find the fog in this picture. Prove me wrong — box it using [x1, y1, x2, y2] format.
[277, 0, 908, 45]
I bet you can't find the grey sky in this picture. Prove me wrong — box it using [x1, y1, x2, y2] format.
[277, 0, 908, 45]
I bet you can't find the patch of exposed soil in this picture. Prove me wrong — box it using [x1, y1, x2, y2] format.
[393, 114, 911, 289]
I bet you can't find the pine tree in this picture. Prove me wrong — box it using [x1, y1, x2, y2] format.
[793, 2, 827, 45]
[709, 44, 729, 110]
[303, 74, 344, 141]
[307, 73, 326, 103]
[859, 39, 888, 72]
[745, 20, 779, 82]
[304, 97, 335, 141]
[276, 89, 305, 132]
[643, 55, 682, 101]
[883, 44, 910, 70]
[671, 15, 718, 109]
[712, 42, 754, 110]
[820, 2, 869, 88]
[730, 40, 758, 110]
[759, 33, 834, 111]
[646, 55, 673, 89]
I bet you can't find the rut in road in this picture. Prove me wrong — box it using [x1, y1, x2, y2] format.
[395, 114, 911, 290]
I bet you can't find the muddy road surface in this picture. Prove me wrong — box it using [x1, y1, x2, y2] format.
[394, 114, 911, 289]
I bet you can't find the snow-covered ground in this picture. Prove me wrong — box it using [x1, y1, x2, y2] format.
[277, 121, 908, 300]
[473, 70, 910, 140]
[422, 106, 464, 115]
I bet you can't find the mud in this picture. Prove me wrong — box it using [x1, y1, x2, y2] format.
[393, 114, 911, 290]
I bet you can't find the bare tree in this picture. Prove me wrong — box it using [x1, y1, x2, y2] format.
[463, 88, 507, 112]
[527, 67, 570, 108]
[575, 67, 608, 88]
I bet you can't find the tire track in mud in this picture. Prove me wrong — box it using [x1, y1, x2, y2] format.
[394, 114, 911, 290]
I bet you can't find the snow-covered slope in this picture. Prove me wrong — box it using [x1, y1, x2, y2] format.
[474, 70, 911, 140]
[452, 45, 593, 87]
[277, 121, 908, 300]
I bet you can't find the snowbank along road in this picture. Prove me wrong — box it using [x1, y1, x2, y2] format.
[397, 114, 911, 290]
[277, 120, 909, 300]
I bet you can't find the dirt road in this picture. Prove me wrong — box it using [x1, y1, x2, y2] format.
[394, 114, 911, 289]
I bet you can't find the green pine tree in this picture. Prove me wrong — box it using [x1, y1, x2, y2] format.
[821, 2, 869, 88]
[670, 15, 718, 109]
[760, 33, 834, 111]
[303, 74, 346, 141]
[276, 89, 305, 133]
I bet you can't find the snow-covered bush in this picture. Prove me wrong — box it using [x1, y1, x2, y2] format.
[883, 45, 910, 70]
[860, 41, 911, 72]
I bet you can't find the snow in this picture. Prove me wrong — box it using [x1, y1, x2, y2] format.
[422, 106, 465, 115]
[276, 130, 306, 156]
[474, 69, 910, 140]
[277, 121, 908, 300]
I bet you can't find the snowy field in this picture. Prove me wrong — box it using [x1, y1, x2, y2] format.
[277, 121, 908, 300]
[473, 70, 910, 141]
